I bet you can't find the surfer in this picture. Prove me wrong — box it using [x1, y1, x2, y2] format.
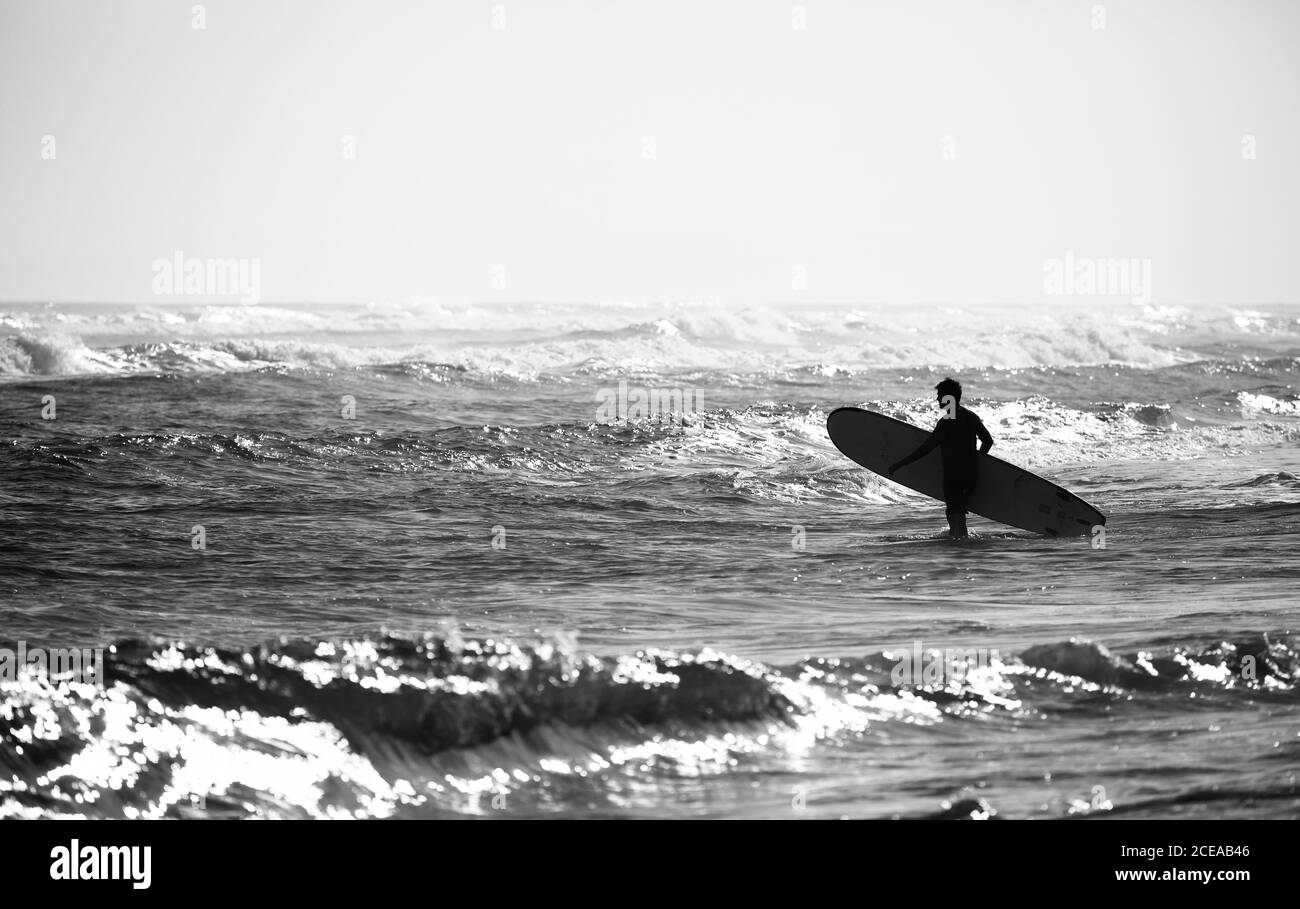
[888, 378, 993, 539]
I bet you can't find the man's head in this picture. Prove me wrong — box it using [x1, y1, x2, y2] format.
[935, 377, 962, 407]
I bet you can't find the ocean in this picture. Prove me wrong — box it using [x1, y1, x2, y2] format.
[1, 300, 1297, 819]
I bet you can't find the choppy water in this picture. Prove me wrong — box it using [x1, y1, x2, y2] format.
[1, 300, 1297, 818]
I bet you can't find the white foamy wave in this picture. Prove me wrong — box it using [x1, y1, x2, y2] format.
[1227, 308, 1300, 335]
[610, 400, 1300, 505]
[893, 397, 1300, 468]
[3, 301, 1297, 378]
[1237, 392, 1300, 415]
[629, 405, 912, 505]
[0, 334, 120, 377]
[0, 301, 661, 345]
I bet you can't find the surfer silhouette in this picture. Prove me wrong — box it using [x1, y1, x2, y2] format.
[888, 378, 993, 539]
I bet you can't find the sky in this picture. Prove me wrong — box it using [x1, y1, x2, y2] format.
[1, 0, 1297, 306]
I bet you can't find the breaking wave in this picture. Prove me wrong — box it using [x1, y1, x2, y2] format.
[1, 633, 1293, 819]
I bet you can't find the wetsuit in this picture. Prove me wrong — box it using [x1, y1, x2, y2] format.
[895, 405, 993, 535]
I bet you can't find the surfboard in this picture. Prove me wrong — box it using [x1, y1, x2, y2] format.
[826, 407, 1106, 537]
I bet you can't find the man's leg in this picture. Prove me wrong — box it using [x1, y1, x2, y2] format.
[943, 472, 976, 539]
[945, 504, 968, 539]
[943, 478, 969, 539]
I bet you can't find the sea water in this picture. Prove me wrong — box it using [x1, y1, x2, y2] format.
[1, 300, 1296, 818]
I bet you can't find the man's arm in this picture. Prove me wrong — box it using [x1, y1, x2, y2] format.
[888, 425, 944, 476]
[976, 418, 993, 454]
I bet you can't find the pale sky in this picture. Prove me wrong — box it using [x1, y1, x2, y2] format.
[1, 0, 1297, 305]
